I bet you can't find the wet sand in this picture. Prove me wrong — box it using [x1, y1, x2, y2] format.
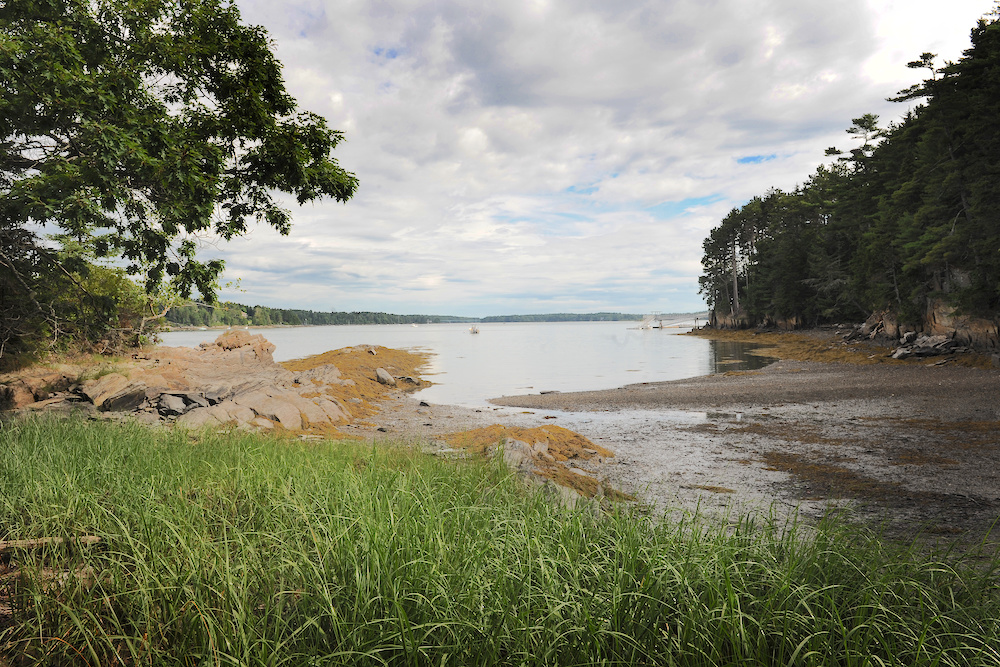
[367, 355, 1000, 544]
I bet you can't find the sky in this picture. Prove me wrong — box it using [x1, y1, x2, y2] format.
[205, 0, 997, 317]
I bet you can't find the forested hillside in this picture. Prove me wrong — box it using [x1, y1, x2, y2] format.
[165, 304, 644, 327]
[165, 304, 456, 327]
[699, 15, 1000, 342]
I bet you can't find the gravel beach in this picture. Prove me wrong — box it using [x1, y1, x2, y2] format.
[366, 347, 1000, 544]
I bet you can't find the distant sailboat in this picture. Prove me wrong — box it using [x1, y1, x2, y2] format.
[469, 325, 479, 334]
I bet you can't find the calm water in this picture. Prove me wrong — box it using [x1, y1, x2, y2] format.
[158, 322, 771, 407]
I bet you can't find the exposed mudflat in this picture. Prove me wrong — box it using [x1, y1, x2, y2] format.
[367, 352, 1000, 545]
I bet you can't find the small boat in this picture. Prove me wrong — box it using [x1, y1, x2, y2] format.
[469, 325, 479, 334]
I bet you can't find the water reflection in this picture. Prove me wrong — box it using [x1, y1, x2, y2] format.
[707, 340, 776, 373]
[160, 322, 777, 408]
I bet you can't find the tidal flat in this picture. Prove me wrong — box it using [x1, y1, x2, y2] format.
[482, 329, 1000, 545]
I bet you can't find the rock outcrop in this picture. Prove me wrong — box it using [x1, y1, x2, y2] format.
[710, 298, 999, 355]
[0, 369, 76, 411]
[2, 331, 360, 431]
[889, 333, 972, 360]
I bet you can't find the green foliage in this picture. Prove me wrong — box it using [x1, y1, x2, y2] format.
[0, 245, 169, 369]
[2, 417, 1000, 665]
[700, 15, 1000, 327]
[0, 0, 357, 363]
[166, 304, 445, 327]
[163, 306, 646, 327]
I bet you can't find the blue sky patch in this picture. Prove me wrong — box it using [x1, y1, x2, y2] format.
[373, 47, 400, 59]
[736, 154, 777, 164]
[645, 195, 724, 219]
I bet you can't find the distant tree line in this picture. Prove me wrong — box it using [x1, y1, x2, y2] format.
[165, 304, 450, 327]
[699, 15, 1000, 329]
[165, 306, 647, 327]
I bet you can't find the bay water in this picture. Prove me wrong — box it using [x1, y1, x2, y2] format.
[158, 321, 771, 408]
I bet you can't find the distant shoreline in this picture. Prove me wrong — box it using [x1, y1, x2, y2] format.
[161, 308, 707, 330]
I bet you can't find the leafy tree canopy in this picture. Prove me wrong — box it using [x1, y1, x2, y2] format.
[1, 0, 356, 296]
[0, 0, 357, 363]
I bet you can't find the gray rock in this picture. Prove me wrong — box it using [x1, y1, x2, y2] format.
[183, 393, 211, 409]
[914, 334, 950, 348]
[176, 401, 254, 429]
[284, 393, 328, 426]
[158, 394, 188, 416]
[232, 391, 303, 429]
[21, 332, 378, 432]
[101, 382, 148, 412]
[217, 401, 256, 424]
[82, 373, 130, 407]
[375, 368, 396, 386]
[541, 479, 582, 508]
[433, 448, 471, 460]
[315, 398, 350, 423]
[133, 411, 163, 426]
[203, 386, 229, 404]
[181, 403, 234, 427]
[489, 438, 536, 472]
[177, 407, 223, 428]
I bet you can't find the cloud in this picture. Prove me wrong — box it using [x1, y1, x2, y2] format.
[214, 0, 995, 316]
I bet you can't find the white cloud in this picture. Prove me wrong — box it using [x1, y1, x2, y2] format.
[211, 0, 996, 316]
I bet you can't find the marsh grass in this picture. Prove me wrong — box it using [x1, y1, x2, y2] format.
[1, 417, 998, 665]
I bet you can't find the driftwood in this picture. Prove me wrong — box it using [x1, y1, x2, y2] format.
[0, 536, 101, 554]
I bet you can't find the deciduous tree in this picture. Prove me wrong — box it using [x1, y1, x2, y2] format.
[0, 0, 357, 363]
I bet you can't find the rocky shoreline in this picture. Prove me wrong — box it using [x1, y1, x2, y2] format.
[4, 328, 999, 543]
[0, 331, 612, 504]
[2, 331, 382, 431]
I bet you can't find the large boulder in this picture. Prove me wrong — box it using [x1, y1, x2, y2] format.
[232, 391, 304, 429]
[157, 394, 188, 416]
[82, 374, 148, 411]
[101, 382, 148, 412]
[489, 438, 537, 473]
[315, 398, 351, 423]
[213, 330, 276, 364]
[177, 401, 256, 428]
[82, 373, 130, 406]
[375, 368, 396, 386]
[0, 381, 37, 410]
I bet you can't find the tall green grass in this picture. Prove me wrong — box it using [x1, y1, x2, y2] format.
[1, 416, 998, 665]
